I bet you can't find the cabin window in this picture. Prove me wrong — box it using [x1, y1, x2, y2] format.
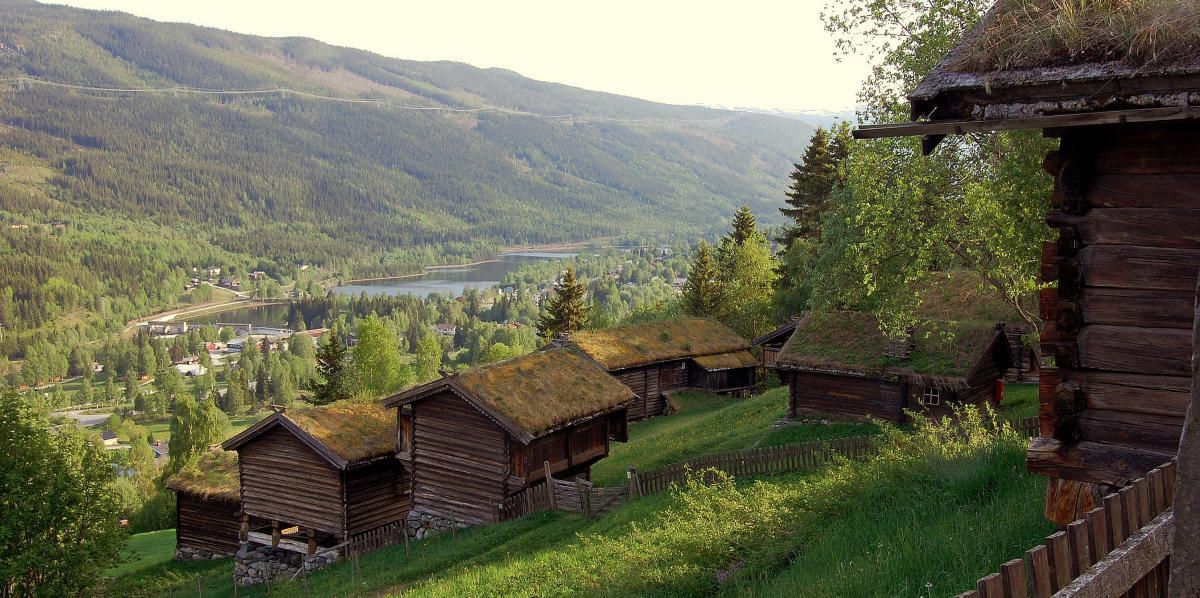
[921, 386, 940, 406]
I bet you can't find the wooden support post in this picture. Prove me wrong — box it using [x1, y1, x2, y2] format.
[543, 461, 556, 510]
[306, 528, 316, 556]
[627, 466, 640, 498]
[271, 521, 280, 548]
[576, 478, 589, 518]
[239, 512, 249, 541]
[1170, 273, 1200, 597]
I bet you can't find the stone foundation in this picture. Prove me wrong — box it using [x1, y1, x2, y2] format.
[234, 543, 338, 586]
[174, 546, 232, 562]
[406, 510, 470, 540]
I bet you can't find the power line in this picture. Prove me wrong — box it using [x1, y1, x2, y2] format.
[0, 76, 738, 125]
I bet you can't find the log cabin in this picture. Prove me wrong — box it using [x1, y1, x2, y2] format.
[221, 401, 406, 555]
[853, 2, 1200, 522]
[165, 450, 246, 559]
[770, 311, 1013, 423]
[569, 318, 755, 419]
[381, 349, 633, 527]
[752, 319, 800, 368]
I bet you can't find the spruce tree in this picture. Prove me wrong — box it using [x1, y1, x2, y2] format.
[778, 124, 853, 246]
[536, 267, 589, 340]
[730, 206, 757, 246]
[313, 333, 348, 405]
[681, 240, 723, 317]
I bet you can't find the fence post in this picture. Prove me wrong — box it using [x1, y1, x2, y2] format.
[627, 466, 641, 497]
[543, 461, 557, 510]
[576, 478, 590, 518]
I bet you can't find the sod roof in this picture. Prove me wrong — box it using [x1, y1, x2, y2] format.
[692, 350, 759, 371]
[166, 450, 240, 502]
[776, 311, 1007, 384]
[284, 399, 396, 465]
[571, 318, 750, 370]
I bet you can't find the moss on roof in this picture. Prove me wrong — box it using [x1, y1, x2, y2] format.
[777, 311, 1003, 380]
[286, 399, 395, 464]
[455, 349, 635, 438]
[692, 350, 759, 371]
[572, 318, 750, 370]
[956, 0, 1200, 72]
[166, 450, 240, 502]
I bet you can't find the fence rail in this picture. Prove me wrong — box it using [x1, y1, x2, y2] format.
[348, 521, 409, 558]
[956, 460, 1176, 598]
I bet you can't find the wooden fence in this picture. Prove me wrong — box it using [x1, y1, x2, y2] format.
[500, 416, 1038, 522]
[347, 521, 409, 558]
[956, 460, 1176, 598]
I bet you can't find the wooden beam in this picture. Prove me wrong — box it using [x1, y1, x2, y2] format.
[1027, 437, 1172, 487]
[852, 106, 1200, 148]
[1169, 274, 1200, 596]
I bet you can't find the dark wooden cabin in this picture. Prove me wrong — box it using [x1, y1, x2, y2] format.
[570, 318, 755, 420]
[752, 319, 800, 367]
[770, 312, 1013, 423]
[221, 401, 406, 554]
[165, 450, 244, 559]
[855, 3, 1200, 523]
[381, 349, 633, 526]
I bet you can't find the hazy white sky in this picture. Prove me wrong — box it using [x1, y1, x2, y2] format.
[51, 0, 870, 112]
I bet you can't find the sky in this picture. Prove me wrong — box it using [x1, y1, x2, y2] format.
[51, 0, 871, 112]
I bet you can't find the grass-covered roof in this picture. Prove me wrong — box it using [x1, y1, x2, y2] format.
[455, 349, 635, 438]
[572, 318, 750, 370]
[285, 399, 396, 464]
[776, 311, 1005, 383]
[956, 0, 1200, 72]
[692, 350, 759, 371]
[166, 450, 240, 502]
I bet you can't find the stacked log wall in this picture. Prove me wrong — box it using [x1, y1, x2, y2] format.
[175, 493, 241, 555]
[788, 371, 907, 423]
[1035, 122, 1197, 495]
[237, 427, 344, 534]
[411, 395, 509, 525]
[345, 459, 410, 536]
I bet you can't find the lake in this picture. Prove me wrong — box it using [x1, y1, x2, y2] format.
[188, 304, 293, 329]
[330, 252, 575, 298]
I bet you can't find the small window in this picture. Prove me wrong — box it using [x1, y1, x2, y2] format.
[922, 386, 940, 406]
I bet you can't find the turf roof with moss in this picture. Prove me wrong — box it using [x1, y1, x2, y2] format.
[284, 399, 396, 464]
[571, 318, 750, 370]
[166, 450, 240, 502]
[453, 349, 635, 438]
[776, 311, 1004, 382]
[692, 350, 759, 371]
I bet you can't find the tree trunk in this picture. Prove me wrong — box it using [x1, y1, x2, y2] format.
[1169, 273, 1200, 596]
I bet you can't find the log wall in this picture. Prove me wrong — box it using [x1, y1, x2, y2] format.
[787, 370, 907, 423]
[345, 459, 410, 536]
[175, 493, 241, 555]
[411, 395, 509, 525]
[237, 427, 345, 534]
[614, 360, 689, 420]
[1036, 122, 1198, 520]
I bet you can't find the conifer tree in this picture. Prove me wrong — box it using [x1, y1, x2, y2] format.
[537, 267, 589, 340]
[730, 206, 757, 246]
[681, 240, 722, 318]
[778, 123, 853, 246]
[313, 333, 348, 405]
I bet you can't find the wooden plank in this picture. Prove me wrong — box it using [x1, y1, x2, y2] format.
[1076, 325, 1192, 376]
[1046, 531, 1072, 593]
[1106, 493, 1127, 546]
[1000, 559, 1028, 598]
[978, 573, 1004, 598]
[1052, 511, 1173, 598]
[852, 106, 1200, 141]
[1027, 545, 1052, 598]
[1085, 508, 1110, 563]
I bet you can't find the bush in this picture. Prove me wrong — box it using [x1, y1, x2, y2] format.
[127, 488, 175, 534]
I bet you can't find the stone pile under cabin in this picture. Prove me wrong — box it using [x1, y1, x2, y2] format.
[766, 311, 1014, 423]
[855, 0, 1200, 523]
[567, 317, 757, 420]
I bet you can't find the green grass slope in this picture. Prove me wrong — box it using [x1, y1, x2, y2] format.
[132, 386, 1049, 598]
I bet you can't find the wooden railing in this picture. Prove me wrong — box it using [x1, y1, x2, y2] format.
[348, 521, 409, 558]
[956, 460, 1176, 598]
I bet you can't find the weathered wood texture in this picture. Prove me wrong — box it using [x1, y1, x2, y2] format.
[345, 459, 409, 536]
[788, 371, 907, 422]
[411, 395, 509, 525]
[689, 364, 755, 393]
[175, 493, 241, 556]
[957, 461, 1175, 598]
[237, 427, 344, 534]
[1037, 122, 1200, 509]
[613, 362, 685, 420]
[1168, 276, 1200, 597]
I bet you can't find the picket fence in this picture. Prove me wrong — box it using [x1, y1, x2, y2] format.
[957, 460, 1176, 598]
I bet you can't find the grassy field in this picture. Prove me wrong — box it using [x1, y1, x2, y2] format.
[115, 413, 266, 444]
[129, 384, 1051, 598]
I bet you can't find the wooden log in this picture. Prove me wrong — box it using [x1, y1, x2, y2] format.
[1026, 437, 1173, 487]
[1087, 174, 1200, 209]
[1076, 325, 1192, 376]
[1077, 245, 1200, 291]
[1169, 270, 1200, 597]
[1047, 208, 1200, 250]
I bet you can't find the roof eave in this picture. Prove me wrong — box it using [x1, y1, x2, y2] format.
[220, 412, 350, 470]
